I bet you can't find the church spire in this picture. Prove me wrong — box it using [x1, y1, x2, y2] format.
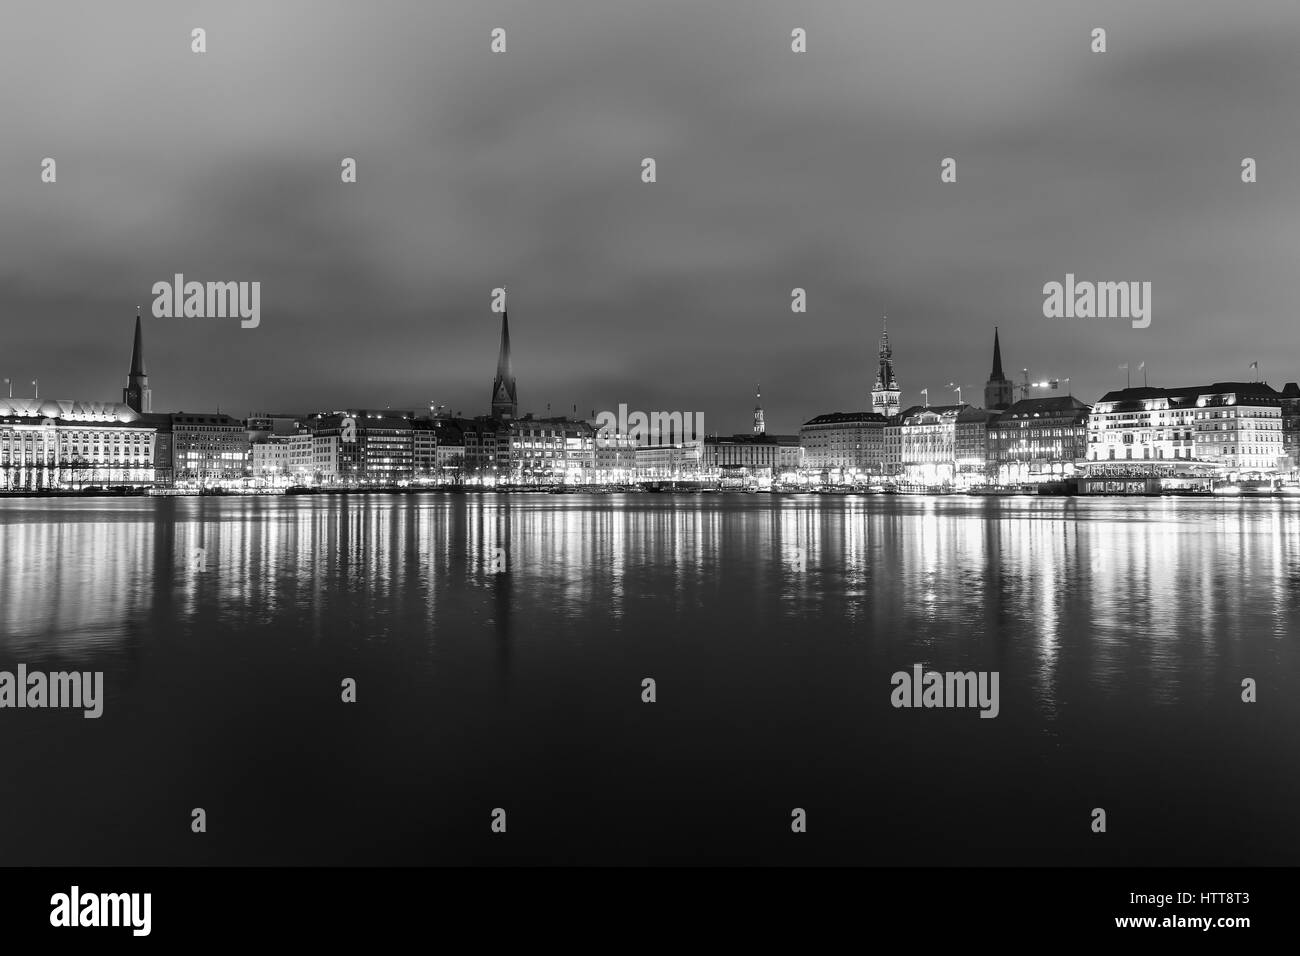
[984, 326, 1013, 411]
[753, 384, 765, 435]
[123, 307, 152, 413]
[871, 315, 900, 418]
[490, 296, 518, 421]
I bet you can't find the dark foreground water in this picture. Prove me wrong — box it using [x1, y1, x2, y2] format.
[1, 494, 1297, 866]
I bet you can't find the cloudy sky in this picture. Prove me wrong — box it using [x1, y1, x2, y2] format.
[2, 0, 1299, 432]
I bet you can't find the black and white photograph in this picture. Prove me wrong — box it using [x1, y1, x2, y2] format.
[1, 0, 1295, 940]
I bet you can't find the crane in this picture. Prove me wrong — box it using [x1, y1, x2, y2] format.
[1013, 369, 1070, 400]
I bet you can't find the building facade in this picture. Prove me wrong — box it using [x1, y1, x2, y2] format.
[1281, 382, 1300, 475]
[171, 413, 251, 486]
[987, 395, 1091, 484]
[954, 406, 997, 487]
[635, 440, 703, 479]
[251, 432, 314, 485]
[701, 434, 801, 478]
[306, 410, 415, 485]
[509, 417, 596, 484]
[1087, 383, 1285, 475]
[0, 399, 159, 490]
[799, 411, 888, 475]
[900, 404, 965, 486]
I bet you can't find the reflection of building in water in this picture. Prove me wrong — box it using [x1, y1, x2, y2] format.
[1088, 383, 1286, 477]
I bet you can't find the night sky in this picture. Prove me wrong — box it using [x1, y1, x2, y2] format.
[2, 0, 1299, 433]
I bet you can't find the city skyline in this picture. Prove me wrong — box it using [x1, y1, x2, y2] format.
[4, 0, 1300, 433]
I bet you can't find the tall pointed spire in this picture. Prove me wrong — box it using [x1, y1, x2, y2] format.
[490, 296, 518, 421]
[752, 384, 765, 435]
[984, 326, 1013, 411]
[123, 307, 152, 413]
[871, 315, 900, 418]
[130, 310, 146, 377]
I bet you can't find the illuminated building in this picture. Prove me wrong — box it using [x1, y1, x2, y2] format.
[1087, 383, 1284, 476]
[900, 404, 965, 485]
[306, 410, 414, 485]
[0, 399, 158, 490]
[798, 411, 888, 475]
[509, 417, 595, 484]
[171, 413, 252, 486]
[871, 317, 901, 418]
[987, 395, 1091, 485]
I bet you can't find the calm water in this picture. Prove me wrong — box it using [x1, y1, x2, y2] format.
[1, 493, 1297, 866]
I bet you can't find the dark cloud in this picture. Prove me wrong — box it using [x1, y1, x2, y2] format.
[2, 0, 1298, 431]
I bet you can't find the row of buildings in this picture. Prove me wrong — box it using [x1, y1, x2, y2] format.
[799, 324, 1300, 488]
[3, 311, 1298, 491]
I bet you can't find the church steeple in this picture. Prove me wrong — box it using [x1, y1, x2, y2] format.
[490, 300, 518, 421]
[753, 384, 765, 435]
[871, 315, 900, 418]
[123, 308, 152, 413]
[984, 326, 1013, 411]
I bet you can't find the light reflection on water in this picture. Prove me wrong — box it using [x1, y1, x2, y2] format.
[1, 494, 1297, 864]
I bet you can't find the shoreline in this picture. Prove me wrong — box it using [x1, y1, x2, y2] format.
[0, 485, 1295, 500]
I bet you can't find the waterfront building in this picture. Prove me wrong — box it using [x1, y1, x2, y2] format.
[899, 404, 966, 486]
[954, 405, 997, 487]
[701, 433, 801, 479]
[634, 440, 702, 479]
[798, 411, 888, 477]
[306, 410, 414, 485]
[171, 412, 251, 487]
[251, 432, 314, 485]
[456, 417, 510, 479]
[883, 409, 918, 478]
[0, 399, 159, 490]
[870, 317, 901, 419]
[411, 418, 439, 482]
[593, 429, 638, 483]
[1282, 382, 1300, 476]
[1087, 383, 1285, 476]
[509, 416, 596, 484]
[987, 395, 1091, 485]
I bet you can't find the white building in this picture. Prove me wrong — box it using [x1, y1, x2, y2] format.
[1087, 383, 1285, 476]
[0, 399, 158, 490]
